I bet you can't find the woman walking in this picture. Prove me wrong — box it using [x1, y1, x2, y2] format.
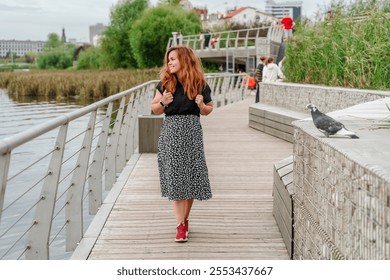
[151, 45, 213, 242]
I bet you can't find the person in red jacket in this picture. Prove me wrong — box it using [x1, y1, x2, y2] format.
[279, 15, 295, 41]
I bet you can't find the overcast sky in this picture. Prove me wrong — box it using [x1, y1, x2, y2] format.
[0, 0, 332, 42]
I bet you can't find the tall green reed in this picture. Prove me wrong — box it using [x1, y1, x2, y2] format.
[285, 0, 389, 90]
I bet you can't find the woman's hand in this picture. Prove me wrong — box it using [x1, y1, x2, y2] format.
[195, 94, 205, 109]
[162, 90, 174, 106]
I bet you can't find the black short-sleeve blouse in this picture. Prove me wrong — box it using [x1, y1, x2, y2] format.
[156, 81, 212, 116]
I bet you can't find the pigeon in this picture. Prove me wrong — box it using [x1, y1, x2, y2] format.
[305, 104, 359, 139]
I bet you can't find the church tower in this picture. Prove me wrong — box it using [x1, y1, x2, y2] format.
[61, 27, 66, 43]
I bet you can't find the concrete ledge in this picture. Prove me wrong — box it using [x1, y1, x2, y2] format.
[249, 103, 309, 143]
[272, 155, 294, 259]
[292, 97, 390, 259]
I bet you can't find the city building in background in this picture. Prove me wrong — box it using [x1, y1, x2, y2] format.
[179, 0, 193, 10]
[222, 6, 278, 25]
[89, 23, 107, 45]
[265, 0, 303, 20]
[0, 40, 45, 58]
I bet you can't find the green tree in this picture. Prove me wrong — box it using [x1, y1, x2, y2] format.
[158, 0, 180, 4]
[36, 49, 74, 69]
[77, 46, 103, 70]
[100, 0, 148, 68]
[25, 51, 36, 64]
[37, 34, 75, 69]
[36, 32, 76, 69]
[129, 4, 201, 68]
[44, 33, 62, 50]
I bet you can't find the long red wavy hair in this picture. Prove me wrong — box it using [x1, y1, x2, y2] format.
[160, 45, 206, 100]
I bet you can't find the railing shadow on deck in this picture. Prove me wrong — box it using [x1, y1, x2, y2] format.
[0, 73, 250, 260]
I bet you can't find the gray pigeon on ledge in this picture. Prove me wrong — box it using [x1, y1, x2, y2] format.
[305, 104, 359, 139]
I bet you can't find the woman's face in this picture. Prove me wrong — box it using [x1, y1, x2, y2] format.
[167, 50, 181, 74]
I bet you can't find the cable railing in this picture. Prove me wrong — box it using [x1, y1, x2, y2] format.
[0, 72, 250, 259]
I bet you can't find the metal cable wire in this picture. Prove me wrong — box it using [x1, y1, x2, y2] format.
[49, 219, 68, 246]
[2, 173, 49, 212]
[1, 219, 35, 259]
[7, 149, 53, 182]
[51, 197, 68, 221]
[0, 198, 42, 239]
[65, 126, 89, 144]
[61, 146, 84, 166]
[58, 165, 78, 185]
[16, 244, 29, 260]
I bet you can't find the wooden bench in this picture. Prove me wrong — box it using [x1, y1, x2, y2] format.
[249, 103, 309, 143]
[272, 155, 294, 259]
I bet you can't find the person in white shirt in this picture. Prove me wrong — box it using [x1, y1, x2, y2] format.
[263, 57, 284, 82]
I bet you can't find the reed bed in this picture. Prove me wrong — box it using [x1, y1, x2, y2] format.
[285, 10, 390, 90]
[0, 68, 160, 101]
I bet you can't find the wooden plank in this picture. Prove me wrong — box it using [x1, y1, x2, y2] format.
[249, 113, 266, 125]
[248, 120, 265, 132]
[264, 126, 293, 143]
[87, 94, 293, 260]
[274, 175, 293, 216]
[264, 118, 294, 134]
[272, 190, 293, 258]
[273, 184, 293, 237]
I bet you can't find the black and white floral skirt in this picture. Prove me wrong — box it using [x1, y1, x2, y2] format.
[157, 114, 212, 201]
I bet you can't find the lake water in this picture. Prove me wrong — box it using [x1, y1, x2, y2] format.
[0, 89, 106, 259]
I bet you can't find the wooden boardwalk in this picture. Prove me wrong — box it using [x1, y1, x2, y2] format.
[87, 94, 293, 260]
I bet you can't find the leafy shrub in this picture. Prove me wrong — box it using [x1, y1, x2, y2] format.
[77, 47, 103, 70]
[37, 49, 74, 70]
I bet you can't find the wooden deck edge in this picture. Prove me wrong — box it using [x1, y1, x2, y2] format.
[70, 153, 141, 260]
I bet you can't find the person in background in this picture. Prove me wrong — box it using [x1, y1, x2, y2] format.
[177, 31, 183, 45]
[263, 57, 284, 82]
[150, 45, 213, 243]
[278, 56, 286, 72]
[279, 14, 295, 41]
[254, 55, 267, 102]
[211, 34, 219, 48]
[203, 30, 211, 49]
[199, 31, 205, 49]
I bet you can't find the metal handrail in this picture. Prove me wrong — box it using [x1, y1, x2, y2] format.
[167, 26, 283, 51]
[0, 73, 249, 259]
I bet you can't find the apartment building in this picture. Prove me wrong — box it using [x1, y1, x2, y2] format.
[89, 23, 106, 45]
[265, 0, 303, 20]
[0, 40, 46, 58]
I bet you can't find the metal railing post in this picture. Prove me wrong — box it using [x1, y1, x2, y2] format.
[117, 98, 133, 172]
[25, 124, 68, 259]
[105, 97, 126, 190]
[65, 111, 97, 251]
[132, 90, 142, 152]
[88, 102, 114, 214]
[124, 94, 136, 160]
[0, 151, 11, 221]
[228, 75, 236, 104]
